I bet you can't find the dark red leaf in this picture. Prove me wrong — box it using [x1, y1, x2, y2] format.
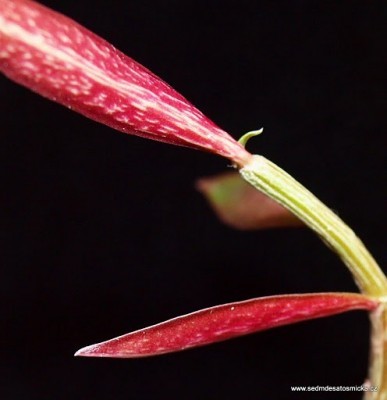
[75, 292, 378, 358]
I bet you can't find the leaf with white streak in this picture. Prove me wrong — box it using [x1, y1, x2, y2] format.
[75, 292, 378, 358]
[0, 0, 251, 166]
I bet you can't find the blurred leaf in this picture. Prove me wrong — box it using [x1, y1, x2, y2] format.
[75, 292, 377, 358]
[196, 172, 303, 230]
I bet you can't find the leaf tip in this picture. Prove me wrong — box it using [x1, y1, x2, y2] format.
[74, 343, 105, 358]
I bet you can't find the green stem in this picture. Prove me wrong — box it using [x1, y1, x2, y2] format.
[239, 155, 387, 297]
[239, 154, 387, 392]
[367, 304, 387, 400]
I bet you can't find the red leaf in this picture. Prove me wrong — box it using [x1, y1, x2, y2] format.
[75, 293, 378, 358]
[196, 172, 303, 230]
[0, 0, 251, 166]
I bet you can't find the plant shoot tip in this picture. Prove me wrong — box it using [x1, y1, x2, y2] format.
[238, 128, 264, 148]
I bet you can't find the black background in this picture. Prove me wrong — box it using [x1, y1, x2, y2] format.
[1, 1, 386, 399]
